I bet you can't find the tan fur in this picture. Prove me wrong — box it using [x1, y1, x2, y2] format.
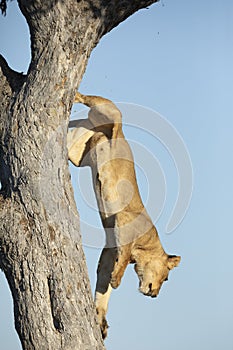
[68, 92, 181, 338]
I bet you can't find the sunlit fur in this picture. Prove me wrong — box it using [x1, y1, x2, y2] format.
[68, 92, 181, 338]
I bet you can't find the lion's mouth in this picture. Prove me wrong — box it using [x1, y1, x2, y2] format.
[139, 283, 159, 298]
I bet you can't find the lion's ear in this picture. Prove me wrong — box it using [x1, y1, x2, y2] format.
[167, 255, 181, 270]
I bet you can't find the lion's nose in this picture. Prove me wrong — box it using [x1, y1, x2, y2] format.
[149, 283, 153, 292]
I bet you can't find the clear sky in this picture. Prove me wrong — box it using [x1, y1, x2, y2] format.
[0, 1, 233, 349]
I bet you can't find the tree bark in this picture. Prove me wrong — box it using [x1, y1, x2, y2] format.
[0, 1, 159, 349]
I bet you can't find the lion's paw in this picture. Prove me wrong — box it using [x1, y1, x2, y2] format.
[96, 307, 109, 339]
[100, 316, 109, 339]
[110, 274, 121, 289]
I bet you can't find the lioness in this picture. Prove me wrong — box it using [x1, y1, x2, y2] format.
[68, 92, 181, 338]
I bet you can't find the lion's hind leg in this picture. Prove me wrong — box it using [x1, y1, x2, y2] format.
[74, 92, 122, 138]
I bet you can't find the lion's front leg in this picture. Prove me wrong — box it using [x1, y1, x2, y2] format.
[95, 248, 117, 339]
[95, 284, 112, 339]
[110, 246, 130, 289]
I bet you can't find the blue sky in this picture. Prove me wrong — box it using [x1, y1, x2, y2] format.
[0, 1, 233, 349]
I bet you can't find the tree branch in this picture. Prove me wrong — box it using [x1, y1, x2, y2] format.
[17, 0, 159, 68]
[101, 0, 160, 35]
[0, 55, 23, 198]
[0, 57, 12, 101]
[0, 54, 26, 93]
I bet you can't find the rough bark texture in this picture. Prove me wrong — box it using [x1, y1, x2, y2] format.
[0, 1, 159, 349]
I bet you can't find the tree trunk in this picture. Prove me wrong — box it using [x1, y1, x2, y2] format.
[0, 1, 159, 349]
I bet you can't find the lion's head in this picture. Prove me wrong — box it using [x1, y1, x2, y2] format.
[134, 254, 181, 297]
